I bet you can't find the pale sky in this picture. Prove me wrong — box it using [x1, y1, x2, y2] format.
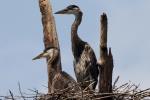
[0, 0, 150, 96]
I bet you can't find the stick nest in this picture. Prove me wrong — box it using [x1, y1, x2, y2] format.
[0, 81, 150, 100]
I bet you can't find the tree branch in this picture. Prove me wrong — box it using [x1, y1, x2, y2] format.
[99, 13, 114, 100]
[39, 0, 62, 93]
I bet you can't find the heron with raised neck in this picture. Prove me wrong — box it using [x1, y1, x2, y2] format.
[55, 5, 99, 90]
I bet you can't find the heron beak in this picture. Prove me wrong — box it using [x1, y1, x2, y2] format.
[32, 52, 45, 60]
[55, 8, 68, 14]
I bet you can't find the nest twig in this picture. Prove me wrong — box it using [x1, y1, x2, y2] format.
[0, 81, 150, 100]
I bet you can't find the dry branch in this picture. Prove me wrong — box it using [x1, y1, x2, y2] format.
[39, 0, 61, 93]
[9, 90, 15, 100]
[99, 13, 113, 93]
[98, 13, 114, 100]
[18, 82, 26, 100]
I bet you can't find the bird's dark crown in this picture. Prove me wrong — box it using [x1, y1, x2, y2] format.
[55, 5, 81, 15]
[67, 5, 79, 10]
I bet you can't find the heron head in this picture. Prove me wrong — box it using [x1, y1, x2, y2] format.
[55, 5, 81, 15]
[32, 47, 58, 60]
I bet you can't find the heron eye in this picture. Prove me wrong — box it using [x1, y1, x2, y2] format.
[64, 9, 68, 11]
[73, 7, 78, 10]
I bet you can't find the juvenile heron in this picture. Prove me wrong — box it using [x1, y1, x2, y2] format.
[33, 47, 79, 92]
[55, 5, 99, 90]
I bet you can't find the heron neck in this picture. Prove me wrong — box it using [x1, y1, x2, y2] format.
[71, 12, 82, 40]
[71, 11, 83, 59]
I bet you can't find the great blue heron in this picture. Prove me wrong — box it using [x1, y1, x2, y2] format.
[55, 5, 99, 90]
[33, 47, 79, 92]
